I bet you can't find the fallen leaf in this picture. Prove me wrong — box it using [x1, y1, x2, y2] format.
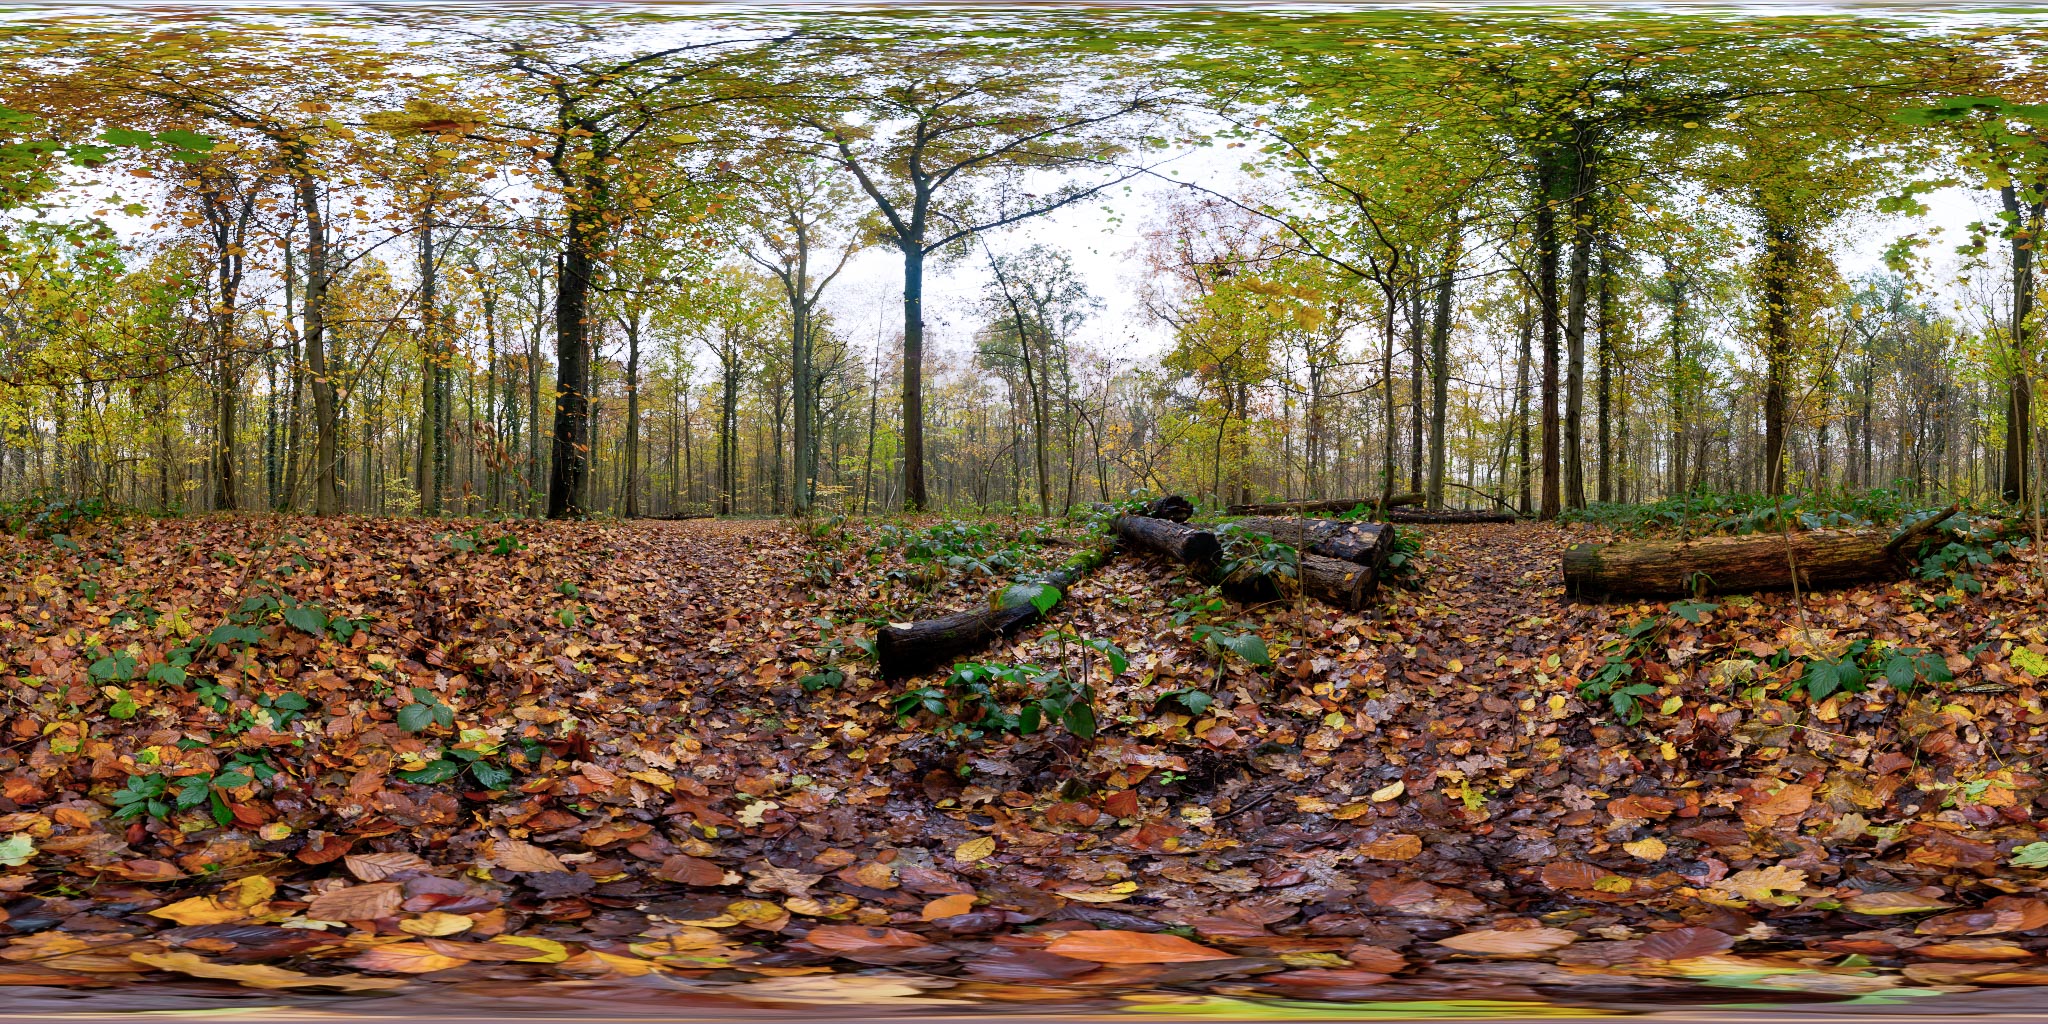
[1624, 837, 1668, 862]
[1841, 890, 1955, 915]
[953, 836, 996, 863]
[399, 911, 473, 937]
[306, 882, 403, 922]
[133, 951, 405, 991]
[484, 839, 565, 874]
[1356, 834, 1422, 861]
[802, 925, 930, 953]
[1437, 927, 1578, 956]
[922, 893, 977, 921]
[345, 851, 431, 882]
[348, 943, 467, 974]
[1044, 930, 1232, 964]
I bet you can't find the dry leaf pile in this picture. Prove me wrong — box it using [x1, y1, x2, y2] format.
[5, 513, 2048, 1010]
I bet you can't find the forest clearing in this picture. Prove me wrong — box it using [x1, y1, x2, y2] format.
[7, 1, 2048, 1019]
[3, 498, 2048, 1018]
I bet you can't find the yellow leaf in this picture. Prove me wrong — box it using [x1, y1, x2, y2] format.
[400, 912, 473, 937]
[565, 949, 665, 976]
[147, 896, 247, 927]
[133, 952, 404, 991]
[1624, 837, 1668, 862]
[1059, 880, 1138, 903]
[953, 836, 996, 863]
[1721, 865, 1808, 906]
[489, 936, 568, 963]
[1371, 780, 1406, 802]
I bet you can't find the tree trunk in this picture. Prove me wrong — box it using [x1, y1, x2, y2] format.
[548, 197, 597, 519]
[1427, 228, 1459, 509]
[1761, 216, 1799, 498]
[1408, 285, 1425, 495]
[1563, 507, 1955, 599]
[901, 242, 928, 510]
[1113, 514, 1221, 568]
[1536, 149, 1566, 520]
[2002, 185, 2043, 506]
[1563, 143, 1596, 511]
[1595, 244, 1613, 504]
[624, 311, 642, 519]
[296, 171, 339, 516]
[418, 225, 441, 515]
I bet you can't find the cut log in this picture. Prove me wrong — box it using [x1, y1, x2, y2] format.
[1223, 552, 1377, 611]
[877, 547, 1115, 678]
[1563, 507, 1957, 599]
[1217, 516, 1394, 569]
[1089, 495, 1194, 523]
[1113, 514, 1221, 568]
[1227, 493, 1423, 516]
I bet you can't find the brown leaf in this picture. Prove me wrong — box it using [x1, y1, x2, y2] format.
[1437, 927, 1578, 956]
[1918, 908, 2027, 937]
[1540, 862, 1607, 890]
[306, 882, 404, 922]
[801, 925, 930, 953]
[1841, 889, 1954, 915]
[345, 851, 431, 882]
[1635, 927, 1735, 961]
[1355, 834, 1422, 862]
[484, 839, 565, 874]
[654, 854, 726, 887]
[921, 893, 977, 921]
[1043, 929, 1232, 964]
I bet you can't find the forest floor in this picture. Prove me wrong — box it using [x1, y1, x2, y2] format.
[4, 509, 2048, 1019]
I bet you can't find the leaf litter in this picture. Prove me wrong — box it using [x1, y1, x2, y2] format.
[4, 513, 2048, 1014]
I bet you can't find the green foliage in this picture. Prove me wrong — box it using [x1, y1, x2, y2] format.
[1559, 489, 1948, 537]
[396, 686, 456, 733]
[440, 524, 526, 555]
[394, 730, 533, 791]
[110, 753, 276, 826]
[892, 660, 1099, 743]
[1578, 617, 1664, 725]
[1169, 591, 1226, 626]
[1215, 522, 1297, 582]
[1193, 624, 1271, 667]
[1793, 640, 1953, 701]
[1, 491, 122, 539]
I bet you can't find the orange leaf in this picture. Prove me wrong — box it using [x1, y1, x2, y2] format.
[1043, 930, 1231, 964]
[921, 893, 977, 921]
[349, 943, 467, 974]
[801, 925, 929, 953]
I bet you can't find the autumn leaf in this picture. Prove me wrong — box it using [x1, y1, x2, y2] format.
[1043, 930, 1232, 964]
[921, 893, 977, 921]
[1356, 834, 1422, 861]
[133, 952, 406, 991]
[1623, 837, 1668, 862]
[484, 839, 565, 873]
[1840, 890, 1955, 915]
[953, 836, 996, 863]
[306, 882, 404, 922]
[1436, 927, 1578, 956]
[1720, 866, 1807, 906]
[801, 925, 930, 953]
[348, 943, 468, 974]
[345, 851, 431, 881]
[399, 911, 473, 936]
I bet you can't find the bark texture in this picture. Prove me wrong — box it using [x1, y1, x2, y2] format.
[877, 556, 1108, 679]
[1113, 515, 1221, 568]
[1563, 509, 1954, 599]
[1220, 516, 1394, 569]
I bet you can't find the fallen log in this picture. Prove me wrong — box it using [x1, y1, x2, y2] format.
[1386, 508, 1519, 525]
[1222, 551, 1377, 611]
[877, 546, 1116, 678]
[1563, 506, 1957, 599]
[1113, 514, 1222, 568]
[1091, 495, 1195, 523]
[1216, 516, 1394, 569]
[1227, 493, 1423, 516]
